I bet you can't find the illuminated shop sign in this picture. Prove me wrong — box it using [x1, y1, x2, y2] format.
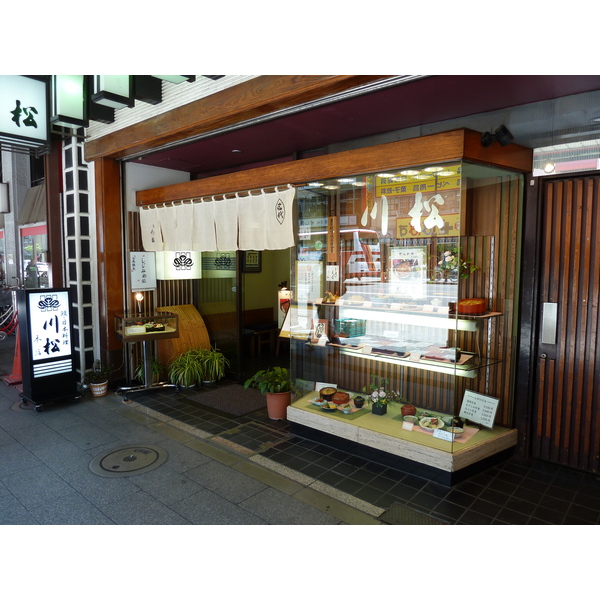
[0, 75, 49, 149]
[28, 290, 72, 361]
[155, 250, 202, 280]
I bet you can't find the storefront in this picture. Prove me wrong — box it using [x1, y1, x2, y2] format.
[131, 129, 531, 481]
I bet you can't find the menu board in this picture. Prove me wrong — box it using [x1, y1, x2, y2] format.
[459, 390, 499, 428]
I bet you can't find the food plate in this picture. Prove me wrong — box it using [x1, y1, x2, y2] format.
[311, 399, 325, 407]
[419, 417, 444, 431]
[403, 415, 418, 423]
[321, 402, 338, 412]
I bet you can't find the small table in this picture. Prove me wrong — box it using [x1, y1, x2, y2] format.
[114, 313, 180, 397]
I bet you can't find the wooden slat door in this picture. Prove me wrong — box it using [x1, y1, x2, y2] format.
[532, 175, 600, 473]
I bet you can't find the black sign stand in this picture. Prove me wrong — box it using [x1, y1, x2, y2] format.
[17, 288, 80, 411]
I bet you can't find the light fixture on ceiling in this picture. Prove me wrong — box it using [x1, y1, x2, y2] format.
[377, 172, 395, 178]
[152, 76, 196, 84]
[423, 166, 444, 172]
[231, 149, 242, 153]
[50, 75, 88, 128]
[400, 169, 420, 176]
[543, 162, 555, 174]
[92, 76, 134, 109]
[481, 125, 514, 147]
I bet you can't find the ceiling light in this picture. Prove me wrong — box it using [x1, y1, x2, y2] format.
[377, 173, 395, 178]
[307, 182, 323, 187]
[423, 166, 444, 172]
[437, 170, 455, 177]
[352, 181, 366, 187]
[543, 162, 555, 174]
[338, 178, 355, 183]
[324, 185, 339, 190]
[400, 169, 420, 176]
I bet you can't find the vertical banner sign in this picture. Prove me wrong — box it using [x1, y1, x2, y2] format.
[327, 216, 339, 262]
[17, 288, 78, 410]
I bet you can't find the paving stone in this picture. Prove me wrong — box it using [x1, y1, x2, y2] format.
[170, 488, 267, 525]
[185, 460, 268, 503]
[239, 487, 341, 525]
[0, 442, 45, 478]
[2, 464, 75, 509]
[101, 490, 192, 525]
[27, 491, 115, 525]
[130, 466, 205, 505]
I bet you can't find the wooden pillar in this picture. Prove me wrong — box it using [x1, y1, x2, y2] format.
[94, 157, 124, 374]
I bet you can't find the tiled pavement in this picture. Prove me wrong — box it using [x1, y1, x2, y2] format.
[1, 338, 599, 526]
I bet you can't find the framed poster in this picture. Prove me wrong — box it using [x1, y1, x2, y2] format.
[242, 250, 262, 273]
[389, 245, 428, 298]
[130, 252, 157, 291]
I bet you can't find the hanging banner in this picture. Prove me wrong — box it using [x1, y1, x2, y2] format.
[155, 251, 202, 280]
[327, 216, 339, 262]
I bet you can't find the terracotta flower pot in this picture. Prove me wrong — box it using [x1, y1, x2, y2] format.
[265, 391, 291, 420]
[401, 404, 417, 416]
[89, 381, 108, 397]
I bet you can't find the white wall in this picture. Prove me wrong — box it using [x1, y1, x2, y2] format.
[124, 162, 190, 212]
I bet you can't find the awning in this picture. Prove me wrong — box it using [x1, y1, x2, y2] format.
[18, 183, 46, 225]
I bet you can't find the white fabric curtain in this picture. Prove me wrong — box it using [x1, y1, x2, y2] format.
[238, 191, 266, 250]
[139, 206, 164, 251]
[214, 197, 239, 251]
[174, 202, 194, 250]
[156, 205, 177, 251]
[263, 186, 296, 249]
[140, 184, 296, 253]
[191, 200, 217, 252]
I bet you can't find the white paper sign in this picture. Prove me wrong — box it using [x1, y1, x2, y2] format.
[326, 265, 339, 281]
[459, 390, 499, 428]
[402, 421, 414, 431]
[130, 252, 157, 291]
[433, 429, 454, 442]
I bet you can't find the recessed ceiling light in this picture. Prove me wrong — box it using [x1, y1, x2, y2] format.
[231, 149, 242, 153]
[423, 166, 444, 172]
[308, 182, 323, 187]
[324, 185, 339, 190]
[377, 173, 395, 178]
[352, 181, 367, 186]
[400, 169, 420, 176]
[437, 170, 455, 177]
[338, 178, 355, 183]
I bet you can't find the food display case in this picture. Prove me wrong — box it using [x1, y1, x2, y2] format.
[286, 153, 526, 484]
[115, 312, 179, 395]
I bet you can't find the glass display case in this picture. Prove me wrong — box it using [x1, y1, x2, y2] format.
[286, 159, 524, 482]
[114, 312, 179, 343]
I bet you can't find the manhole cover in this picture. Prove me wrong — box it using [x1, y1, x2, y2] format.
[89, 445, 168, 478]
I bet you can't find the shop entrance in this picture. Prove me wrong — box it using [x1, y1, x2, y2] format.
[530, 173, 600, 473]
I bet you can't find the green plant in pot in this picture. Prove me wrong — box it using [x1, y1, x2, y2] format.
[134, 356, 164, 384]
[84, 360, 111, 397]
[244, 366, 296, 420]
[168, 348, 206, 388]
[201, 346, 229, 384]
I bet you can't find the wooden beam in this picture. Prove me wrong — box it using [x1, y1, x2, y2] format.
[136, 129, 533, 206]
[84, 75, 389, 163]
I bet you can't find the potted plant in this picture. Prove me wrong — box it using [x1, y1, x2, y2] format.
[168, 348, 205, 388]
[244, 366, 296, 420]
[134, 356, 165, 385]
[201, 346, 229, 385]
[84, 360, 111, 397]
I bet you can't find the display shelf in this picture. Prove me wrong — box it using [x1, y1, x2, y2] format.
[287, 392, 518, 475]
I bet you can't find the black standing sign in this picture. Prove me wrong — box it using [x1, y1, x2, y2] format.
[17, 288, 79, 411]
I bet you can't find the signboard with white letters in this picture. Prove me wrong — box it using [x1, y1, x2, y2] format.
[459, 390, 499, 428]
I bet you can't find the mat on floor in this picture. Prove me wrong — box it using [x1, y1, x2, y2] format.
[186, 383, 266, 416]
[378, 502, 449, 525]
